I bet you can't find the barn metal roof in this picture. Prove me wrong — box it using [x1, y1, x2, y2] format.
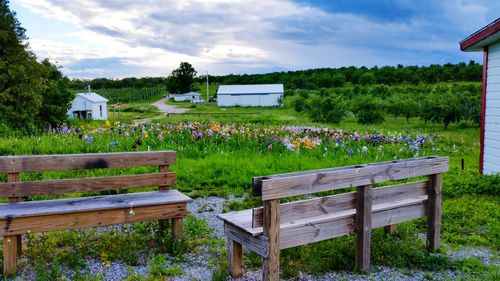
[217, 84, 284, 95]
[76, 92, 108, 103]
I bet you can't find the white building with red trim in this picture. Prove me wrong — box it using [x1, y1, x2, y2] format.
[460, 18, 500, 174]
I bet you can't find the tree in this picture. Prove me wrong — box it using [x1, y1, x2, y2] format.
[0, 0, 72, 133]
[0, 0, 45, 132]
[167, 62, 197, 94]
[352, 95, 385, 124]
[310, 94, 347, 124]
[36, 59, 73, 127]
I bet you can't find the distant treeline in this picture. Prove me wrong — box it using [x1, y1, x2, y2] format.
[70, 77, 167, 91]
[70, 61, 482, 91]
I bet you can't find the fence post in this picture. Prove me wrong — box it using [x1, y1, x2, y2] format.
[427, 174, 442, 251]
[355, 184, 372, 272]
[384, 224, 397, 235]
[262, 199, 280, 281]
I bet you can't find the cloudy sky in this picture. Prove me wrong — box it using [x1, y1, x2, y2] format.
[10, 0, 500, 79]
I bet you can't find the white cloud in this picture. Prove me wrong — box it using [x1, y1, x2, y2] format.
[15, 0, 494, 78]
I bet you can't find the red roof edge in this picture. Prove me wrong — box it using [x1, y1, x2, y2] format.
[460, 18, 500, 51]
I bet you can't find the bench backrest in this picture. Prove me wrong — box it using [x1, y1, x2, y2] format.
[0, 151, 176, 198]
[251, 156, 449, 228]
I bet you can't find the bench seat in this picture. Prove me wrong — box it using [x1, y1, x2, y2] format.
[0, 190, 191, 236]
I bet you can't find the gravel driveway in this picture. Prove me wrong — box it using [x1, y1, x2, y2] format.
[153, 97, 188, 114]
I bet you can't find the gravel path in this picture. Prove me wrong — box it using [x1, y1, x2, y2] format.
[153, 97, 188, 114]
[11, 196, 499, 280]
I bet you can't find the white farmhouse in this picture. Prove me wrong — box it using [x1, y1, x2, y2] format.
[172, 91, 203, 102]
[217, 84, 284, 107]
[460, 18, 500, 174]
[67, 92, 108, 120]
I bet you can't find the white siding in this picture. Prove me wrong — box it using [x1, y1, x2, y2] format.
[217, 93, 282, 107]
[484, 40, 500, 174]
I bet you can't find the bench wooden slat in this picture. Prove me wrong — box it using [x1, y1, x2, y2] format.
[252, 180, 428, 228]
[0, 172, 176, 198]
[221, 195, 428, 238]
[257, 157, 447, 200]
[0, 151, 176, 173]
[0, 190, 191, 219]
[279, 197, 427, 250]
[0, 203, 188, 236]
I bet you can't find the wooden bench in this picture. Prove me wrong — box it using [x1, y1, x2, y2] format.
[218, 156, 449, 280]
[0, 151, 192, 275]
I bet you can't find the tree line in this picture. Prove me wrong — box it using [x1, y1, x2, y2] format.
[70, 62, 482, 92]
[291, 83, 481, 129]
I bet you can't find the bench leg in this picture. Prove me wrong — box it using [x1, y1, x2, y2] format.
[262, 199, 280, 281]
[172, 218, 183, 242]
[384, 224, 397, 235]
[3, 235, 19, 275]
[228, 239, 243, 278]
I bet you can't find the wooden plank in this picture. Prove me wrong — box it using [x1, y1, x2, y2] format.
[355, 185, 372, 272]
[279, 213, 355, 249]
[262, 199, 280, 281]
[0, 203, 188, 236]
[0, 173, 176, 198]
[159, 165, 170, 191]
[224, 222, 269, 257]
[228, 239, 243, 278]
[253, 191, 356, 228]
[278, 198, 426, 250]
[372, 200, 427, 228]
[3, 235, 18, 275]
[257, 157, 448, 200]
[0, 151, 176, 173]
[427, 174, 442, 251]
[0, 190, 191, 219]
[252, 181, 428, 228]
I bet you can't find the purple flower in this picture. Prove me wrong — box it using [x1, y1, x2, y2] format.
[84, 136, 93, 143]
[362, 146, 368, 153]
[348, 149, 353, 156]
[109, 141, 117, 147]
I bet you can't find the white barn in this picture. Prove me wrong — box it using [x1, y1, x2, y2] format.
[172, 92, 203, 102]
[460, 18, 500, 174]
[67, 92, 108, 120]
[217, 84, 284, 107]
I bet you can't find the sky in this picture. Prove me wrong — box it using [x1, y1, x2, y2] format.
[9, 0, 500, 79]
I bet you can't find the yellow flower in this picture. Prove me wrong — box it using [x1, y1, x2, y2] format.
[104, 120, 110, 127]
[292, 140, 301, 149]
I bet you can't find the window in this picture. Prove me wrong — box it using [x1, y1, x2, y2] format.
[100, 105, 103, 117]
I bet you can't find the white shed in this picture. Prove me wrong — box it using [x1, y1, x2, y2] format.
[217, 84, 284, 107]
[460, 18, 500, 174]
[172, 92, 203, 102]
[67, 92, 108, 120]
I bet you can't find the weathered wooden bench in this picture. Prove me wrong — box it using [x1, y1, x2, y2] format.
[0, 151, 191, 275]
[218, 156, 449, 280]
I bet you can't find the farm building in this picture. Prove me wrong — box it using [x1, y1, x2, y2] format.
[172, 92, 203, 102]
[460, 18, 500, 174]
[217, 84, 284, 107]
[67, 92, 108, 120]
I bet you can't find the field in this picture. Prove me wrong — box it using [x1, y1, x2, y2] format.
[0, 88, 499, 280]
